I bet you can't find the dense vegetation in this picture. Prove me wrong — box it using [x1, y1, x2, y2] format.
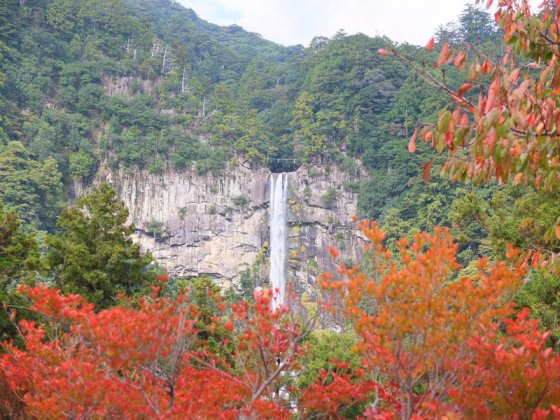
[0, 0, 499, 232]
[2, 0, 560, 416]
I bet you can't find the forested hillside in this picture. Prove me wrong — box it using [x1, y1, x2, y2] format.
[0, 0, 498, 232]
[3, 0, 557, 318]
[7, 0, 555, 320]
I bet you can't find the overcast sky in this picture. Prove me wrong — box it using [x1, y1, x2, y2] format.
[176, 0, 483, 47]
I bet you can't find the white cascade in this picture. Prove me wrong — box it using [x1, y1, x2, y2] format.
[269, 172, 289, 309]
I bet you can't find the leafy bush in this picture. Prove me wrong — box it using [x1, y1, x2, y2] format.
[320, 187, 337, 209]
[232, 195, 249, 207]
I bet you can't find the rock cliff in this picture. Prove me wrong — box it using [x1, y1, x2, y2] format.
[80, 161, 365, 295]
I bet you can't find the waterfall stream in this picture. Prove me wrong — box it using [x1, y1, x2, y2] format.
[269, 173, 288, 309]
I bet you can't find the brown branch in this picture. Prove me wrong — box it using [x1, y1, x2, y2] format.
[387, 48, 477, 111]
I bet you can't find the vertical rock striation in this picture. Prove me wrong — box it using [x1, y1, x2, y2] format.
[78, 161, 365, 295]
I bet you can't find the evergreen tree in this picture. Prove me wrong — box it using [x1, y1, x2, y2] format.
[0, 202, 41, 341]
[458, 4, 498, 44]
[47, 183, 154, 308]
[0, 141, 63, 230]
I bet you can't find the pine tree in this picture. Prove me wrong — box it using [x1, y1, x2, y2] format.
[47, 183, 154, 308]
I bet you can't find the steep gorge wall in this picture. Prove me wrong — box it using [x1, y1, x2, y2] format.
[285, 166, 365, 297]
[80, 162, 365, 294]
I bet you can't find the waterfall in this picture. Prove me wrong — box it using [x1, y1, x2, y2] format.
[269, 173, 288, 309]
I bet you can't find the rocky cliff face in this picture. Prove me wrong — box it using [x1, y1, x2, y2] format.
[81, 162, 365, 295]
[284, 165, 365, 297]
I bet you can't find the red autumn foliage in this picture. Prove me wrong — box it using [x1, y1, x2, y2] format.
[0, 286, 302, 418]
[450, 306, 560, 417]
[299, 365, 395, 419]
[1, 222, 560, 418]
[425, 37, 435, 52]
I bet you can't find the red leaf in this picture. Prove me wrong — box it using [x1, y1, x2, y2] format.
[423, 160, 433, 182]
[425, 37, 435, 52]
[328, 246, 340, 258]
[457, 83, 473, 97]
[378, 48, 390, 56]
[481, 59, 492, 73]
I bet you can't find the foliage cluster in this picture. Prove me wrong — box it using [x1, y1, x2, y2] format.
[0, 0, 500, 237]
[2, 0, 560, 417]
[1, 222, 559, 418]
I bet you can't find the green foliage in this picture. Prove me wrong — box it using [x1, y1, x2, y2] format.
[0, 202, 43, 341]
[47, 183, 154, 308]
[69, 150, 96, 178]
[232, 195, 249, 207]
[292, 91, 328, 158]
[449, 187, 560, 262]
[380, 208, 420, 253]
[0, 141, 63, 230]
[238, 268, 255, 302]
[194, 146, 228, 175]
[516, 271, 560, 347]
[320, 187, 337, 209]
[186, 276, 223, 330]
[177, 275, 235, 358]
[436, 4, 500, 44]
[0, 203, 41, 287]
[237, 246, 267, 302]
[144, 220, 165, 239]
[297, 330, 362, 389]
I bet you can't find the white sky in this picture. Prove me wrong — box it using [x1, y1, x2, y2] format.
[176, 0, 482, 47]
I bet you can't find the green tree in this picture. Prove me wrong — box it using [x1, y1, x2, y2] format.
[292, 91, 327, 158]
[458, 4, 498, 44]
[47, 183, 154, 308]
[297, 329, 361, 389]
[0, 202, 42, 341]
[0, 1, 16, 135]
[0, 141, 63, 230]
[0, 203, 40, 285]
[516, 271, 560, 347]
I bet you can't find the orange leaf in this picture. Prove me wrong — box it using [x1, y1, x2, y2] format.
[436, 42, 449, 67]
[378, 48, 390, 56]
[328, 246, 340, 258]
[408, 129, 418, 153]
[532, 252, 541, 268]
[423, 160, 433, 182]
[425, 37, 435, 52]
[424, 131, 434, 142]
[454, 50, 467, 69]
